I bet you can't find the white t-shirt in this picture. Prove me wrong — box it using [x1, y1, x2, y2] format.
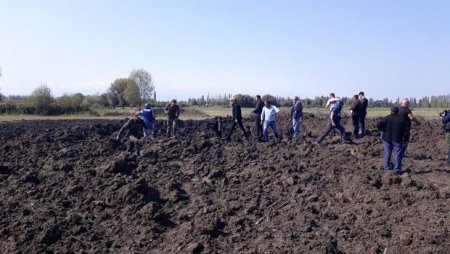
[261, 105, 279, 122]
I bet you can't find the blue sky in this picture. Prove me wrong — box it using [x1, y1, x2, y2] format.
[0, 0, 449, 100]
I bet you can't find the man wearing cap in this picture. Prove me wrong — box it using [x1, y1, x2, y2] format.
[291, 96, 303, 138]
[165, 99, 180, 136]
[252, 95, 264, 140]
[226, 98, 249, 141]
[376, 106, 408, 174]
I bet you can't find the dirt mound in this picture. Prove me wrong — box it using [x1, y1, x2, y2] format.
[0, 115, 449, 253]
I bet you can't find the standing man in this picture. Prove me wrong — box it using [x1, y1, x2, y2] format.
[441, 110, 450, 165]
[358, 92, 368, 136]
[212, 116, 223, 138]
[140, 103, 156, 138]
[291, 96, 303, 138]
[398, 98, 421, 156]
[316, 97, 346, 144]
[376, 107, 408, 173]
[252, 95, 264, 140]
[261, 100, 280, 142]
[165, 99, 180, 136]
[349, 94, 361, 138]
[226, 98, 249, 141]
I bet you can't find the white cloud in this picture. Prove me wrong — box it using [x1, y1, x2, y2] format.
[47, 79, 111, 96]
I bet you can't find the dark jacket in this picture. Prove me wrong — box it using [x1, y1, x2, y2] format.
[350, 99, 362, 117]
[398, 106, 412, 127]
[442, 112, 450, 132]
[232, 103, 243, 121]
[291, 101, 303, 118]
[360, 98, 368, 114]
[376, 114, 407, 143]
[166, 104, 180, 119]
[252, 100, 264, 115]
[118, 118, 145, 138]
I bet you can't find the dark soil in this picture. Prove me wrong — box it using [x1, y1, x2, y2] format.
[0, 113, 449, 253]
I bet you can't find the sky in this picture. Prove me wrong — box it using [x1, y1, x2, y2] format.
[0, 0, 449, 101]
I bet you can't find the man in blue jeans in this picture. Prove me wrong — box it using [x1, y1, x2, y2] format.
[261, 100, 280, 142]
[291, 96, 303, 138]
[376, 107, 408, 173]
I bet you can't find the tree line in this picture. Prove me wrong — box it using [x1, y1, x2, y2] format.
[187, 94, 450, 109]
[0, 69, 156, 115]
[0, 65, 449, 115]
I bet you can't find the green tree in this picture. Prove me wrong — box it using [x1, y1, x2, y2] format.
[0, 66, 3, 100]
[124, 80, 141, 106]
[106, 88, 119, 109]
[129, 69, 154, 106]
[29, 84, 53, 114]
[108, 79, 129, 109]
[262, 94, 278, 106]
[233, 94, 254, 107]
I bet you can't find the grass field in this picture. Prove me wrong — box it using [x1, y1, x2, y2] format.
[0, 106, 445, 121]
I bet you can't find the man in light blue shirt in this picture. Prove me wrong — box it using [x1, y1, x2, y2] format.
[261, 100, 280, 142]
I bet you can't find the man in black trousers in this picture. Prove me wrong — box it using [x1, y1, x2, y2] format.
[252, 95, 264, 140]
[358, 91, 368, 136]
[226, 98, 250, 141]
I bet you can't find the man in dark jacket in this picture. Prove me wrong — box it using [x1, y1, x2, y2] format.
[165, 99, 180, 136]
[291, 96, 303, 138]
[116, 112, 146, 141]
[349, 94, 362, 138]
[441, 110, 450, 165]
[376, 106, 408, 173]
[226, 98, 249, 141]
[358, 92, 368, 136]
[398, 98, 421, 156]
[252, 95, 264, 140]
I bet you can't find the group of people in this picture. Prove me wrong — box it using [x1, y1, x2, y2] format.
[225, 95, 282, 142]
[116, 99, 180, 141]
[224, 95, 302, 142]
[114, 92, 450, 170]
[376, 99, 423, 173]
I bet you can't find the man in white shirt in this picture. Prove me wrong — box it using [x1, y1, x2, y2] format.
[261, 100, 280, 142]
[326, 93, 340, 112]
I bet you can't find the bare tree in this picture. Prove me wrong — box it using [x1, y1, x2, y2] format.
[129, 69, 154, 105]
